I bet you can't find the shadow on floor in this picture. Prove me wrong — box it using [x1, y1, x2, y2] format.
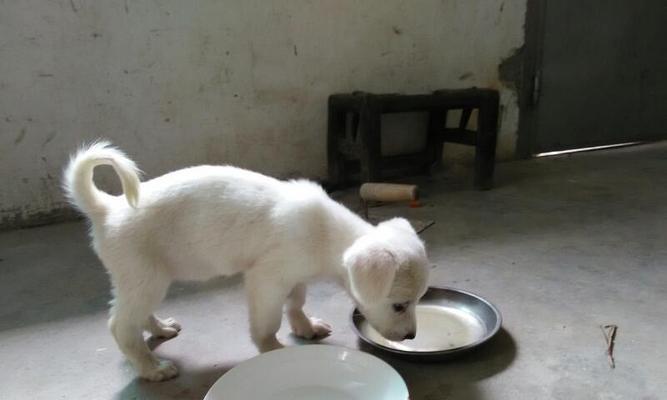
[113, 329, 515, 400]
[114, 362, 235, 400]
[362, 328, 517, 399]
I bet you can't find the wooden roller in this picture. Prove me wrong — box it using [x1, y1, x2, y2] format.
[359, 183, 420, 219]
[359, 183, 419, 203]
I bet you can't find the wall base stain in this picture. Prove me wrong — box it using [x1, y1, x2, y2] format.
[0, 207, 82, 231]
[498, 45, 524, 90]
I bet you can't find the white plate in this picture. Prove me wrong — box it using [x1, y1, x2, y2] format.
[204, 345, 409, 400]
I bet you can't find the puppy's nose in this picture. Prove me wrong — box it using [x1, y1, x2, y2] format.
[404, 332, 416, 340]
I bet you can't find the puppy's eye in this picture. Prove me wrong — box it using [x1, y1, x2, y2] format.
[392, 303, 408, 313]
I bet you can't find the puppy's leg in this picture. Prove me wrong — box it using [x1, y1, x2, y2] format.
[146, 314, 182, 339]
[245, 271, 289, 353]
[286, 283, 332, 340]
[109, 272, 177, 381]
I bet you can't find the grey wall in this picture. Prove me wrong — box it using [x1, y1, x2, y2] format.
[0, 0, 525, 228]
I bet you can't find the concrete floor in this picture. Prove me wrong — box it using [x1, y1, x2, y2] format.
[1, 143, 666, 400]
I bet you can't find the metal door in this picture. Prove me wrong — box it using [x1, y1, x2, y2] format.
[521, 0, 667, 154]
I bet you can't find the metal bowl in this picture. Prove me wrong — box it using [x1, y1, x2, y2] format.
[351, 286, 502, 361]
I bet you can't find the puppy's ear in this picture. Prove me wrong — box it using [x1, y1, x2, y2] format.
[380, 217, 415, 233]
[344, 244, 397, 304]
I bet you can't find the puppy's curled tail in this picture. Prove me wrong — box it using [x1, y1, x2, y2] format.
[63, 141, 141, 214]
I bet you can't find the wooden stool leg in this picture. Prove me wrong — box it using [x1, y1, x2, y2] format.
[327, 99, 346, 188]
[426, 109, 447, 174]
[359, 98, 382, 182]
[474, 94, 499, 190]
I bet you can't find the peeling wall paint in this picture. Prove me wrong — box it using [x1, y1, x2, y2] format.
[0, 0, 526, 229]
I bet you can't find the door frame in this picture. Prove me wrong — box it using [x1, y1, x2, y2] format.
[516, 0, 546, 159]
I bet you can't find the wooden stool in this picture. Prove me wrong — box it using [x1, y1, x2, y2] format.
[327, 88, 499, 190]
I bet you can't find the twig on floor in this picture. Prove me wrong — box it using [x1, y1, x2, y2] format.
[600, 324, 618, 369]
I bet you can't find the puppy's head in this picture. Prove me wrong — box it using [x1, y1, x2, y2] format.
[343, 218, 429, 341]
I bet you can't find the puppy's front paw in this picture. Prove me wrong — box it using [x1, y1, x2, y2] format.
[140, 359, 179, 382]
[309, 317, 333, 338]
[291, 317, 332, 340]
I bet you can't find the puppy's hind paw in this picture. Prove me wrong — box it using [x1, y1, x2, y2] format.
[148, 316, 182, 339]
[152, 326, 179, 339]
[159, 317, 182, 331]
[140, 359, 179, 382]
[258, 337, 284, 353]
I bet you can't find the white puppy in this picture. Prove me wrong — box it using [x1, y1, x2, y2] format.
[63, 142, 430, 381]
